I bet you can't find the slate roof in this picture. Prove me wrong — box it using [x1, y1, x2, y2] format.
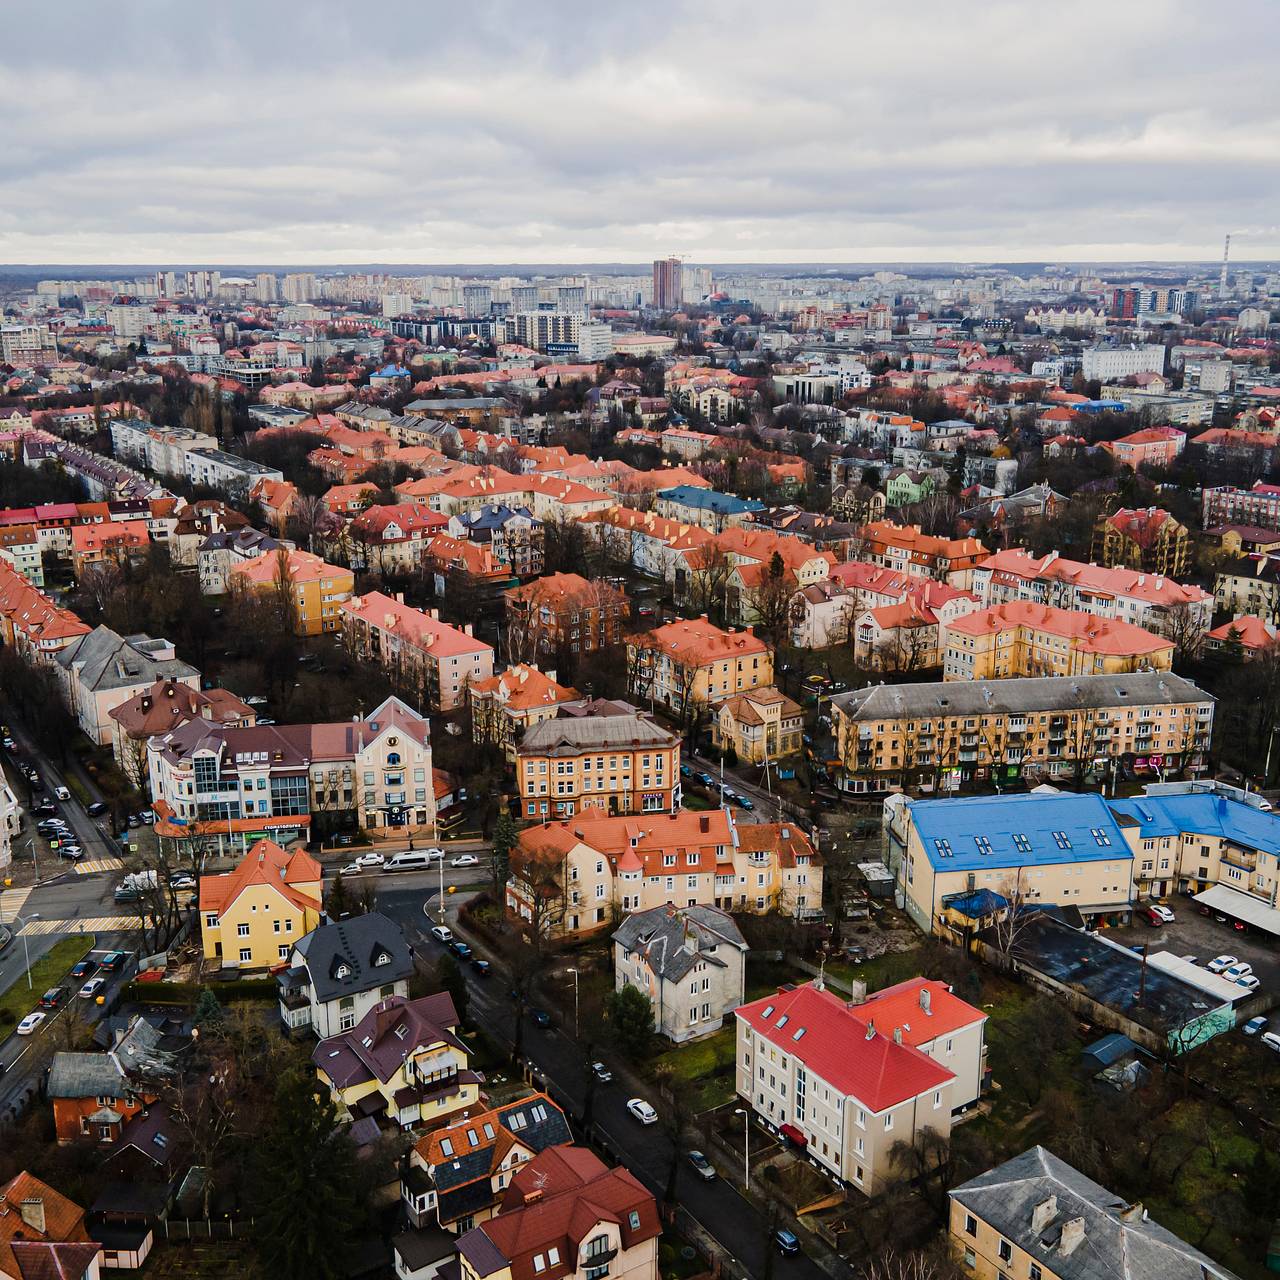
[518, 714, 678, 757]
[292, 912, 414, 1004]
[613, 904, 746, 983]
[313, 993, 461, 1089]
[950, 1145, 1241, 1280]
[47, 1054, 125, 1100]
[54, 627, 196, 693]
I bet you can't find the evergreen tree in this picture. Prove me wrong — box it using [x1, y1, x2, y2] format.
[435, 954, 469, 1025]
[603, 984, 654, 1061]
[193, 989, 224, 1033]
[491, 810, 517, 900]
[325, 871, 355, 919]
[308, 357, 326, 387]
[1244, 1146, 1278, 1220]
[250, 1069, 359, 1280]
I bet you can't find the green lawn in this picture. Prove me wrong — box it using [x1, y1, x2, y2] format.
[650, 1025, 738, 1112]
[822, 946, 929, 994]
[0, 935, 94, 1025]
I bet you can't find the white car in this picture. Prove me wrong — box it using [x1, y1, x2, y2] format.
[1236, 974, 1261, 992]
[421, 847, 446, 862]
[1148, 904, 1175, 923]
[1261, 1031, 1280, 1053]
[627, 1098, 658, 1125]
[79, 978, 106, 999]
[450, 854, 479, 868]
[1224, 962, 1254, 982]
[339, 862, 363, 876]
[1207, 955, 1238, 974]
[430, 925, 454, 944]
[16, 1011, 46, 1036]
[54, 786, 70, 801]
[354, 852, 385, 869]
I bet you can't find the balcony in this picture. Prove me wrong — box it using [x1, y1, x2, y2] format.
[1222, 845, 1258, 873]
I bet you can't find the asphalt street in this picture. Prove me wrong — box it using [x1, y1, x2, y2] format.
[375, 881, 835, 1280]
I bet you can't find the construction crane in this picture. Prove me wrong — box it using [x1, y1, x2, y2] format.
[1219, 233, 1231, 299]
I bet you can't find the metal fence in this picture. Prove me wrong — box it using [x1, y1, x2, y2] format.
[161, 1218, 254, 1242]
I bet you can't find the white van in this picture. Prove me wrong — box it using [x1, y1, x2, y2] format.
[383, 850, 436, 872]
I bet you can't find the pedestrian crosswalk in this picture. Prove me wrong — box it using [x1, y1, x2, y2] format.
[0, 885, 32, 922]
[19, 915, 139, 936]
[74, 857, 125, 876]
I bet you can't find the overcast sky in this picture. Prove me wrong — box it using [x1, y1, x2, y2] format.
[3, 0, 1278, 266]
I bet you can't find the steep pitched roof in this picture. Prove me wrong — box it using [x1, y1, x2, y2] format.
[293, 912, 414, 1003]
[198, 839, 321, 916]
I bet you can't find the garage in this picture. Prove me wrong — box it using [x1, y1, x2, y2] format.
[1192, 883, 1280, 938]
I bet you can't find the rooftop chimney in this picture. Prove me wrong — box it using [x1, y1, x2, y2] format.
[1031, 1195, 1058, 1234]
[865, 1020, 876, 1041]
[919, 987, 932, 1014]
[1059, 1218, 1086, 1257]
[1118, 1203, 1144, 1223]
[892, 1026, 902, 1044]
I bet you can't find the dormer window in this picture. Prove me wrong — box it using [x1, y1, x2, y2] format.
[374, 951, 391, 967]
[394, 1024, 409, 1039]
[336, 963, 351, 979]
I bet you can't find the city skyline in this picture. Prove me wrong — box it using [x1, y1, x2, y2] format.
[4, 0, 1278, 265]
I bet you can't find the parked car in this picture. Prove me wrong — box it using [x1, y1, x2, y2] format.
[449, 940, 473, 960]
[531, 1008, 552, 1028]
[332, 833, 354, 847]
[127, 814, 141, 828]
[680, 764, 693, 779]
[697, 772, 715, 787]
[1224, 962, 1254, 981]
[1237, 974, 1262, 991]
[450, 854, 479, 868]
[32, 802, 56, 818]
[470, 958, 491, 976]
[137, 810, 155, 824]
[99, 951, 128, 971]
[1147, 903, 1175, 923]
[773, 1230, 801, 1257]
[39, 986, 67, 1009]
[56, 844, 83, 860]
[1137, 905, 1166, 926]
[339, 862, 363, 876]
[70, 960, 97, 980]
[78, 978, 106, 999]
[1207, 955, 1238, 973]
[53, 786, 70, 801]
[687, 1150, 716, 1181]
[244, 695, 268, 706]
[626, 1098, 658, 1125]
[353, 851, 386, 868]
[429, 925, 454, 944]
[169, 874, 196, 891]
[591, 1061, 613, 1083]
[15, 1011, 46, 1036]
[1261, 1031, 1280, 1053]
[1244, 1016, 1269, 1036]
[738, 795, 755, 811]
[86, 801, 109, 817]
[1, 736, 14, 750]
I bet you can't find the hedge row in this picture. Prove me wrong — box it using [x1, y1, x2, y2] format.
[120, 978, 279, 1005]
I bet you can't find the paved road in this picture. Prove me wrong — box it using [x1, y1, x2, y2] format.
[685, 750, 790, 825]
[375, 882, 835, 1280]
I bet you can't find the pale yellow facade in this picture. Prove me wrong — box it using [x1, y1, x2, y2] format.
[200, 878, 322, 970]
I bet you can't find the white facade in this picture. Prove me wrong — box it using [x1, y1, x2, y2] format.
[1081, 344, 1167, 381]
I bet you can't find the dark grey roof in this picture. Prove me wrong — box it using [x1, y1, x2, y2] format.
[55, 626, 197, 692]
[430, 1094, 572, 1198]
[392, 1228, 455, 1272]
[833, 672, 1211, 722]
[950, 1146, 1240, 1280]
[613, 904, 747, 983]
[518, 713, 678, 757]
[48, 1052, 125, 1099]
[294, 912, 414, 1004]
[456, 1226, 510, 1279]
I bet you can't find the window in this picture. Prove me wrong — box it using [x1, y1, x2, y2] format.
[884, 1112, 893, 1130]
[997, 1239, 1012, 1263]
[278, 944, 289, 959]
[585, 1236, 610, 1259]
[962, 1248, 976, 1270]
[236, 922, 250, 937]
[1029, 1267, 1042, 1280]
[239, 948, 251, 962]
[628, 1210, 641, 1231]
[964, 1214, 977, 1237]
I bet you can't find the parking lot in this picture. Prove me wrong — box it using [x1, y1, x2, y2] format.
[1107, 899, 1280, 996]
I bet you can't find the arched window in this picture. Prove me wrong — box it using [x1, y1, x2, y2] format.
[387, 752, 401, 765]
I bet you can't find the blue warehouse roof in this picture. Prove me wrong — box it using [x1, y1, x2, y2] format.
[657, 485, 765, 515]
[909, 792, 1130, 872]
[1110, 792, 1280, 851]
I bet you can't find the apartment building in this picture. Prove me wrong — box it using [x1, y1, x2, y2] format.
[198, 528, 290, 595]
[655, 485, 766, 532]
[579, 507, 713, 582]
[470, 664, 579, 760]
[516, 712, 681, 819]
[735, 979, 983, 1192]
[342, 591, 495, 713]
[504, 573, 629, 661]
[150, 695, 437, 845]
[832, 672, 1214, 794]
[109, 419, 217, 477]
[199, 839, 324, 970]
[0, 524, 43, 585]
[1080, 344, 1166, 381]
[943, 602, 1175, 681]
[712, 686, 804, 764]
[949, 1147, 1241, 1280]
[1214, 554, 1280, 620]
[1203, 481, 1280, 533]
[894, 792, 1134, 934]
[972, 548, 1212, 638]
[1100, 426, 1186, 470]
[859, 521, 988, 589]
[0, 560, 91, 662]
[613, 904, 748, 1043]
[1090, 507, 1189, 577]
[449, 504, 544, 577]
[507, 810, 820, 940]
[229, 547, 354, 636]
[626, 617, 773, 718]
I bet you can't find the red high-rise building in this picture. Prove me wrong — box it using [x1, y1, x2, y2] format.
[652, 256, 682, 310]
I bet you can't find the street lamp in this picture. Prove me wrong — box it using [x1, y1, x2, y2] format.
[734, 1106, 751, 1191]
[12, 914, 41, 990]
[567, 967, 579, 1038]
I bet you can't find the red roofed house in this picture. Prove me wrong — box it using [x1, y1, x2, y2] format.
[1101, 426, 1185, 470]
[1091, 507, 1190, 577]
[0, 1172, 100, 1280]
[470, 664, 580, 761]
[1205, 615, 1278, 658]
[450, 1145, 659, 1280]
[735, 978, 985, 1191]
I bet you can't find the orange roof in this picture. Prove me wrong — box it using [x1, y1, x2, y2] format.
[861, 520, 986, 562]
[948, 601, 1173, 655]
[229, 547, 352, 588]
[198, 838, 321, 916]
[471, 663, 578, 711]
[0, 1172, 91, 1278]
[69, 520, 150, 553]
[629, 615, 770, 665]
[1207, 615, 1276, 651]
[340, 591, 493, 659]
[506, 572, 627, 612]
[977, 547, 1209, 608]
[857, 977, 986, 1046]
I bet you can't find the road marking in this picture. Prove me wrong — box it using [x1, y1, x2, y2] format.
[0, 887, 32, 921]
[74, 858, 124, 876]
[20, 916, 139, 935]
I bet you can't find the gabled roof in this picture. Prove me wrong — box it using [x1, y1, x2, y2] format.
[293, 912, 414, 1003]
[613, 903, 746, 982]
[198, 838, 321, 916]
[736, 981, 954, 1111]
[0, 1173, 90, 1280]
[313, 993, 462, 1089]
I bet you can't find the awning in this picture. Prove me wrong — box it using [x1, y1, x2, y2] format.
[779, 1123, 808, 1148]
[1194, 883, 1280, 937]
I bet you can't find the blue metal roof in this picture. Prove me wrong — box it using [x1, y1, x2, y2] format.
[1109, 792, 1280, 850]
[657, 485, 765, 515]
[909, 792, 1130, 872]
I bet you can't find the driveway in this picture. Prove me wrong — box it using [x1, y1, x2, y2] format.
[1105, 905, 1280, 994]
